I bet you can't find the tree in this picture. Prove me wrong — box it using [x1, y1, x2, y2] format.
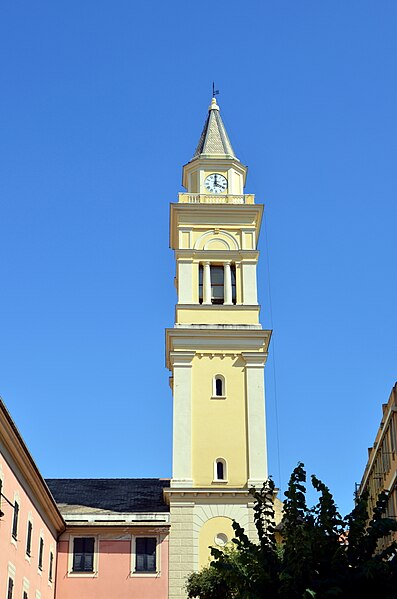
[186, 463, 397, 599]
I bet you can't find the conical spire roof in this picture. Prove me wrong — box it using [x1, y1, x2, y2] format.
[193, 98, 237, 159]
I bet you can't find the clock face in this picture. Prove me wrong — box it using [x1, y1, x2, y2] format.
[204, 173, 228, 194]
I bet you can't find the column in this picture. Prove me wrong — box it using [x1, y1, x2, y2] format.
[224, 261, 233, 305]
[242, 352, 268, 487]
[203, 261, 211, 305]
[170, 351, 195, 487]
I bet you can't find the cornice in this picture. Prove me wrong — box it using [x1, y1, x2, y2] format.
[163, 487, 255, 505]
[165, 328, 271, 369]
[174, 249, 259, 261]
[0, 399, 65, 534]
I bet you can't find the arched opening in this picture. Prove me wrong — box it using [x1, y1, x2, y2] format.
[213, 375, 225, 398]
[214, 458, 227, 481]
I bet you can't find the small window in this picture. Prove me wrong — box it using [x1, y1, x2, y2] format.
[73, 537, 95, 572]
[135, 537, 157, 572]
[214, 458, 227, 481]
[26, 521, 33, 556]
[213, 375, 226, 398]
[49, 551, 54, 582]
[38, 537, 44, 570]
[12, 501, 19, 539]
[7, 578, 13, 599]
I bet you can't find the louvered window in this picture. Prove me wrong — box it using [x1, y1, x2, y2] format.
[7, 578, 13, 599]
[38, 537, 44, 570]
[12, 501, 19, 539]
[26, 521, 32, 556]
[72, 537, 95, 572]
[135, 537, 156, 572]
[49, 551, 54, 581]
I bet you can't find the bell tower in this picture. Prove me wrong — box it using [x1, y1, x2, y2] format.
[165, 97, 271, 598]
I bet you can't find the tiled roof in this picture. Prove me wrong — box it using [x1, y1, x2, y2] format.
[193, 98, 236, 159]
[45, 478, 170, 515]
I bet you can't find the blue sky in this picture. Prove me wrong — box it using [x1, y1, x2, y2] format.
[1, 1, 396, 517]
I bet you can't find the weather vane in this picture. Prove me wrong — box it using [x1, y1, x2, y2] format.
[212, 82, 220, 98]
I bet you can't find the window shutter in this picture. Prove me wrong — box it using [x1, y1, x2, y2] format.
[49, 552, 54, 581]
[73, 538, 84, 571]
[146, 537, 157, 571]
[7, 578, 13, 599]
[26, 521, 32, 555]
[38, 538, 44, 569]
[12, 502, 19, 539]
[83, 538, 95, 571]
[135, 537, 146, 571]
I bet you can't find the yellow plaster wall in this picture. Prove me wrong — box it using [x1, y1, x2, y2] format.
[175, 306, 259, 325]
[191, 355, 248, 487]
[199, 517, 235, 568]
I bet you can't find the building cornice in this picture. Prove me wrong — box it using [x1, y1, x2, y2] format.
[165, 328, 271, 370]
[0, 399, 65, 534]
[174, 249, 259, 261]
[164, 487, 255, 503]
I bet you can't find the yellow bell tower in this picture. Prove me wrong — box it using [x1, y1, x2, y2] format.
[165, 97, 271, 598]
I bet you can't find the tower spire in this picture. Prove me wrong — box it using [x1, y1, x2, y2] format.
[193, 97, 237, 160]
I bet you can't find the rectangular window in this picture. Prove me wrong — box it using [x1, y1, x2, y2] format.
[72, 537, 95, 572]
[210, 265, 224, 304]
[49, 551, 54, 582]
[7, 578, 13, 599]
[198, 265, 203, 304]
[231, 264, 236, 304]
[135, 537, 156, 572]
[26, 521, 33, 556]
[38, 537, 44, 570]
[12, 501, 19, 539]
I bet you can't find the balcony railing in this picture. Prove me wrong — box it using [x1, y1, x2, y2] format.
[178, 193, 255, 205]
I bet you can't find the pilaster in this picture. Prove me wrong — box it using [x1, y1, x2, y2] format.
[242, 352, 269, 486]
[170, 351, 195, 488]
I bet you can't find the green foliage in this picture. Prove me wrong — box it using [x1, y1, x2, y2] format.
[186, 464, 397, 599]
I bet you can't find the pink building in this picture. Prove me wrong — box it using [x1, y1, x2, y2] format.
[0, 400, 64, 599]
[47, 478, 169, 599]
[0, 401, 169, 599]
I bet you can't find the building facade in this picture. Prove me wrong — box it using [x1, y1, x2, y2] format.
[358, 382, 397, 542]
[0, 401, 64, 599]
[1, 97, 273, 599]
